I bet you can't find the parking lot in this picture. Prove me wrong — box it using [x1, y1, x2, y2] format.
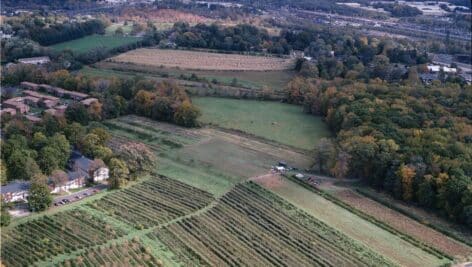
[53, 184, 107, 207]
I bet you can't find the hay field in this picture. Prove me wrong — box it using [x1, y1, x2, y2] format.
[110, 48, 295, 71]
[193, 97, 331, 150]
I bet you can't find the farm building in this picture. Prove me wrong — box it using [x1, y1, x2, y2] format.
[17, 56, 50, 65]
[0, 181, 30, 203]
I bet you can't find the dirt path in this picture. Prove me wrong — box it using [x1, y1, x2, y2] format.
[333, 189, 472, 259]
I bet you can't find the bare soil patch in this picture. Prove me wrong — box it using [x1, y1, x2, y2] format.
[334, 189, 472, 259]
[110, 48, 295, 71]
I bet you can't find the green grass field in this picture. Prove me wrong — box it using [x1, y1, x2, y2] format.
[193, 97, 331, 150]
[49, 35, 141, 54]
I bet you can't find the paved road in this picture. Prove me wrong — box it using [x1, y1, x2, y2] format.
[53, 184, 108, 207]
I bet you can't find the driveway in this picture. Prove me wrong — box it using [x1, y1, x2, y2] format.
[53, 184, 108, 207]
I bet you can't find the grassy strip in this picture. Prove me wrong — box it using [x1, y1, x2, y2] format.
[284, 175, 454, 261]
[355, 188, 472, 247]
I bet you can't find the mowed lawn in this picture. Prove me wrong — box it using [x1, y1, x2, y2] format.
[49, 34, 141, 54]
[193, 97, 331, 150]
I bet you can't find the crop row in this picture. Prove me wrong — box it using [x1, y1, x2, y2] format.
[88, 175, 214, 229]
[149, 182, 396, 267]
[56, 239, 162, 267]
[1, 209, 126, 266]
[118, 115, 202, 141]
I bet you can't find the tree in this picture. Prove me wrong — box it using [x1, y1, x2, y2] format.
[118, 142, 156, 176]
[65, 103, 90, 125]
[173, 101, 200, 127]
[108, 158, 129, 189]
[38, 146, 61, 175]
[31, 132, 48, 150]
[0, 203, 11, 226]
[28, 181, 52, 212]
[64, 122, 86, 145]
[115, 27, 124, 35]
[6, 150, 40, 181]
[151, 97, 173, 122]
[89, 127, 110, 145]
[330, 150, 351, 178]
[50, 170, 68, 189]
[313, 138, 336, 174]
[79, 133, 101, 157]
[0, 160, 7, 185]
[417, 176, 436, 208]
[48, 134, 71, 168]
[397, 164, 416, 201]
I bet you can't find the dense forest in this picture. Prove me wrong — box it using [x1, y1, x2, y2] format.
[286, 76, 472, 227]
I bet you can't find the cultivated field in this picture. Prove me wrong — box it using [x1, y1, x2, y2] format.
[253, 174, 450, 267]
[49, 34, 141, 54]
[194, 97, 331, 150]
[333, 189, 472, 259]
[88, 175, 214, 229]
[148, 182, 395, 267]
[1, 209, 126, 266]
[56, 239, 161, 267]
[109, 48, 295, 71]
[86, 61, 294, 91]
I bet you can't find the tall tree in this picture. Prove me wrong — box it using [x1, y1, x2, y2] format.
[108, 158, 129, 189]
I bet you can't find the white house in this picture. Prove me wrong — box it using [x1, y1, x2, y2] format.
[71, 151, 109, 183]
[18, 56, 50, 65]
[1, 181, 30, 203]
[50, 172, 86, 194]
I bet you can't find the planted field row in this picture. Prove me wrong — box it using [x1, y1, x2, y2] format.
[149, 182, 396, 267]
[104, 121, 187, 151]
[88, 175, 214, 229]
[56, 239, 161, 267]
[118, 115, 202, 141]
[1, 209, 126, 266]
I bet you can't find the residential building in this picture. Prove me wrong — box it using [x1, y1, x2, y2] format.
[25, 115, 42, 123]
[81, 98, 99, 106]
[50, 172, 86, 194]
[17, 56, 50, 65]
[70, 151, 109, 182]
[0, 108, 17, 117]
[21, 81, 40, 91]
[3, 97, 30, 114]
[1, 181, 30, 203]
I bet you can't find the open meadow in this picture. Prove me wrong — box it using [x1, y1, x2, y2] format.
[49, 34, 142, 54]
[109, 48, 295, 71]
[193, 97, 331, 150]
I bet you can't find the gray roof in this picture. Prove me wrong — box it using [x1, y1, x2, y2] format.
[1, 181, 30, 193]
[67, 171, 85, 181]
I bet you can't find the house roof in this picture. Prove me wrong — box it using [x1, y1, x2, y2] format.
[1, 181, 30, 193]
[67, 171, 85, 181]
[70, 150, 92, 172]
